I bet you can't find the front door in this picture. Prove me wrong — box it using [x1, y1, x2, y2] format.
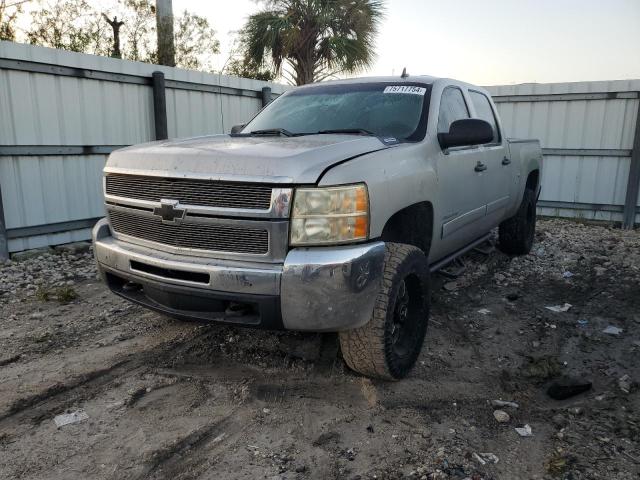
[435, 86, 488, 254]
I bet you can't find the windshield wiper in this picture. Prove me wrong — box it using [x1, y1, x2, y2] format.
[250, 128, 295, 137]
[316, 128, 375, 136]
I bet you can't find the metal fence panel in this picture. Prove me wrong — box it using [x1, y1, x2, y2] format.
[486, 80, 640, 225]
[0, 41, 287, 253]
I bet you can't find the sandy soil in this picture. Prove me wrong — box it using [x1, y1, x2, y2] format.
[0, 219, 638, 480]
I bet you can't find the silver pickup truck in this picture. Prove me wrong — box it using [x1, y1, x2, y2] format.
[93, 75, 542, 380]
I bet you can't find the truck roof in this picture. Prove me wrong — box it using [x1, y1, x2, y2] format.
[295, 75, 484, 92]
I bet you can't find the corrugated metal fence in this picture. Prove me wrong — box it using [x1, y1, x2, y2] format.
[1, 41, 639, 258]
[486, 81, 640, 228]
[0, 42, 287, 257]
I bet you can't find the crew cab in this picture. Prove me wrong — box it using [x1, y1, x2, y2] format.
[93, 75, 542, 380]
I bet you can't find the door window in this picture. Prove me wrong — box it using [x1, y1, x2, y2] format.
[469, 90, 501, 143]
[437, 87, 470, 134]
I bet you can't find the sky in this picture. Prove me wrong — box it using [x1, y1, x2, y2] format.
[174, 0, 640, 85]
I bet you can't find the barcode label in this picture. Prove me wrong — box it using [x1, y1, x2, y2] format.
[383, 86, 427, 95]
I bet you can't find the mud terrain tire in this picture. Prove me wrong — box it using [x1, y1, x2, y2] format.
[339, 243, 430, 380]
[498, 188, 537, 255]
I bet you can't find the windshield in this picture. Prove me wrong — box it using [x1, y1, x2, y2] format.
[242, 82, 432, 142]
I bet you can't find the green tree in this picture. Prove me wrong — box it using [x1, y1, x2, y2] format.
[120, 0, 156, 62]
[225, 56, 275, 81]
[223, 38, 275, 81]
[239, 0, 384, 85]
[0, 0, 27, 41]
[27, 0, 107, 54]
[173, 10, 220, 71]
[23, 0, 220, 72]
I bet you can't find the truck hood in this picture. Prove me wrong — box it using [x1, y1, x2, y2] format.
[105, 134, 388, 184]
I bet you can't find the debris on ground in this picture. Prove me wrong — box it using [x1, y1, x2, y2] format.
[491, 399, 519, 409]
[602, 325, 623, 335]
[477, 308, 491, 315]
[514, 424, 533, 437]
[53, 410, 89, 428]
[546, 377, 592, 400]
[545, 303, 572, 313]
[473, 452, 499, 465]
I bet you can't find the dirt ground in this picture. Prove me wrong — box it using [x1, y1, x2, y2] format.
[0, 219, 638, 480]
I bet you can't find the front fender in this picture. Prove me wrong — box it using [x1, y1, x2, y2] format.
[318, 142, 438, 239]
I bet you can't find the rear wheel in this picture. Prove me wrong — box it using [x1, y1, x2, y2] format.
[339, 243, 430, 380]
[498, 188, 537, 255]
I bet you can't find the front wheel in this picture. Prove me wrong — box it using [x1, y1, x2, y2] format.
[498, 188, 537, 255]
[339, 243, 430, 381]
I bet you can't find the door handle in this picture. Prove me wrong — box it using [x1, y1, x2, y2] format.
[475, 162, 487, 172]
[502, 157, 511, 166]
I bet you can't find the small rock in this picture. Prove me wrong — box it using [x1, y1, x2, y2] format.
[443, 282, 458, 292]
[594, 266, 607, 276]
[552, 414, 569, 428]
[493, 410, 510, 423]
[618, 374, 633, 394]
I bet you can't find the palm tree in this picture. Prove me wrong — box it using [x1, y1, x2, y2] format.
[239, 0, 385, 85]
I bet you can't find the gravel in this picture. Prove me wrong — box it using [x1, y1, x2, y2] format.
[0, 219, 638, 480]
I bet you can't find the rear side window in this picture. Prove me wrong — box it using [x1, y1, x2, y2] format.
[469, 90, 500, 143]
[437, 87, 469, 133]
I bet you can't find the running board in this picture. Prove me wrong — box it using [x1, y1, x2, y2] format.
[429, 233, 492, 275]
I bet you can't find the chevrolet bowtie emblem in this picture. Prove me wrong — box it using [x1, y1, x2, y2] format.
[153, 199, 186, 224]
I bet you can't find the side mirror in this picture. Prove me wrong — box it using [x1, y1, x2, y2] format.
[438, 118, 493, 149]
[230, 124, 245, 134]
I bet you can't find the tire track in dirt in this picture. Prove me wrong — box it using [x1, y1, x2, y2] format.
[137, 410, 251, 480]
[0, 327, 215, 429]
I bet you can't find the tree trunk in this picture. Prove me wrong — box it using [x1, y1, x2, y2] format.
[156, 0, 175, 67]
[294, 58, 315, 85]
[102, 14, 124, 59]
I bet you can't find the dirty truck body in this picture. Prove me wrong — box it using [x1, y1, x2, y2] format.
[94, 76, 542, 379]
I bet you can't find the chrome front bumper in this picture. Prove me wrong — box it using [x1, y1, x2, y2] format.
[93, 218, 385, 331]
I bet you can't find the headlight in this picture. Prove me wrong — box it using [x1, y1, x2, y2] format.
[290, 184, 369, 246]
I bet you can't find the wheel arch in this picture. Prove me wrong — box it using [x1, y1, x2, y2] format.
[380, 201, 434, 256]
[526, 169, 540, 193]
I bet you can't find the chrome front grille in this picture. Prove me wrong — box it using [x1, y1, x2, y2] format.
[108, 209, 269, 255]
[105, 174, 273, 210]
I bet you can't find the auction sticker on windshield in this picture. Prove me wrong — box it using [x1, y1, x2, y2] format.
[383, 85, 427, 95]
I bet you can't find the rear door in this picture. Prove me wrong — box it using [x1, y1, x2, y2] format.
[468, 90, 512, 223]
[435, 86, 487, 251]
